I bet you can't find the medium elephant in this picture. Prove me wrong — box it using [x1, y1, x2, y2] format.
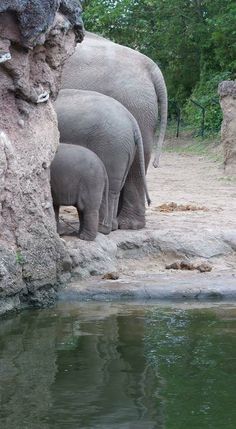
[55, 89, 150, 231]
[50, 143, 109, 241]
[61, 31, 167, 229]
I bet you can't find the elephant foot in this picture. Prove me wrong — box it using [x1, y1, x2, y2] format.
[118, 216, 145, 230]
[98, 223, 111, 235]
[112, 219, 118, 231]
[79, 231, 96, 241]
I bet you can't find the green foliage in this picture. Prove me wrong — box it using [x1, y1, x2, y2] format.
[184, 71, 231, 135]
[16, 249, 25, 265]
[82, 0, 235, 131]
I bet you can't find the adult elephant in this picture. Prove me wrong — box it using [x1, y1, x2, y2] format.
[55, 89, 150, 232]
[62, 31, 167, 229]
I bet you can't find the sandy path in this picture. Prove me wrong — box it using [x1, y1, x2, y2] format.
[146, 151, 236, 233]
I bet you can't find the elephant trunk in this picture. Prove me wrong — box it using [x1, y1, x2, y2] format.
[152, 65, 168, 168]
[134, 124, 151, 206]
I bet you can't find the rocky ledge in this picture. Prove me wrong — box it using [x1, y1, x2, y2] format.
[1, 225, 236, 315]
[49, 227, 236, 305]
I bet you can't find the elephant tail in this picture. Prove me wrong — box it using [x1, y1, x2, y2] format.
[134, 123, 151, 206]
[151, 64, 168, 168]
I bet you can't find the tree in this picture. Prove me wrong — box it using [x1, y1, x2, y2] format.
[83, 0, 235, 133]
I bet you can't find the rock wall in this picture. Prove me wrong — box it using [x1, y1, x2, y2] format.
[218, 80, 236, 175]
[0, 2, 84, 315]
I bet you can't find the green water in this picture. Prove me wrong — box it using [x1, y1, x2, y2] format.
[1, 302, 236, 429]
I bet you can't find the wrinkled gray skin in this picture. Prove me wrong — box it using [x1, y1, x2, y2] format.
[50, 143, 109, 241]
[55, 89, 151, 232]
[62, 31, 167, 229]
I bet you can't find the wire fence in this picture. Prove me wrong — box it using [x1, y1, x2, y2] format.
[168, 97, 221, 139]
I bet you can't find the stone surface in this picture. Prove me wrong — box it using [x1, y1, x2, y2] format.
[63, 227, 233, 282]
[219, 80, 236, 175]
[222, 230, 236, 251]
[0, 1, 84, 47]
[0, 3, 83, 313]
[65, 234, 117, 279]
[114, 229, 232, 259]
[59, 273, 236, 302]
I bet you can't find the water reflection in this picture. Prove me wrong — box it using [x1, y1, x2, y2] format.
[0, 303, 236, 429]
[145, 307, 236, 429]
[0, 305, 161, 429]
[48, 310, 162, 428]
[0, 311, 57, 429]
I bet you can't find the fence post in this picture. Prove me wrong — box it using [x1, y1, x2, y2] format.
[190, 99, 206, 138]
[176, 104, 181, 138]
[170, 100, 181, 138]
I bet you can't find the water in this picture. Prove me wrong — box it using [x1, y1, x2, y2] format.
[1, 301, 236, 429]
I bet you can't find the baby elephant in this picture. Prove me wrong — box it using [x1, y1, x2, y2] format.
[50, 144, 109, 241]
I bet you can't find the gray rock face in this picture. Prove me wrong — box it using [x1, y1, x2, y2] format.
[60, 0, 84, 42]
[0, 1, 84, 47]
[63, 228, 234, 281]
[66, 234, 117, 279]
[63, 274, 236, 302]
[113, 229, 232, 259]
[218, 80, 236, 175]
[219, 80, 236, 98]
[222, 230, 236, 251]
[0, 3, 83, 314]
[60, 227, 236, 303]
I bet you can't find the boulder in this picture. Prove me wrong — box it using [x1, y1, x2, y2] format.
[218, 80, 236, 175]
[0, 1, 84, 314]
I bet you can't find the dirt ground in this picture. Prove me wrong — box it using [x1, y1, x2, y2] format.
[119, 140, 236, 278]
[147, 143, 236, 232]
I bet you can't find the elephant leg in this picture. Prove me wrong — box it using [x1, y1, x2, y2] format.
[53, 204, 60, 232]
[118, 173, 146, 230]
[99, 190, 119, 232]
[106, 190, 120, 231]
[118, 141, 151, 230]
[98, 195, 112, 235]
[98, 223, 111, 235]
[78, 208, 84, 235]
[78, 208, 99, 241]
[111, 193, 120, 231]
